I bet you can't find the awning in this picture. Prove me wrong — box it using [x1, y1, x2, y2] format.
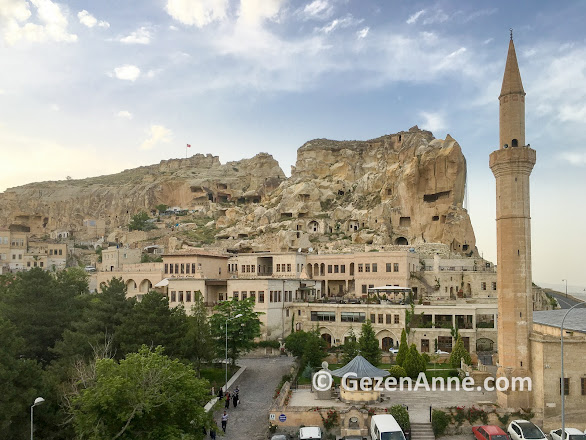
[330, 355, 390, 378]
[154, 278, 169, 287]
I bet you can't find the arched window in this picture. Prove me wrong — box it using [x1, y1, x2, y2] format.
[512, 138, 518, 147]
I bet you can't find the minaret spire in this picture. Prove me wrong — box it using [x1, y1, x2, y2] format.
[499, 32, 525, 149]
[500, 34, 525, 98]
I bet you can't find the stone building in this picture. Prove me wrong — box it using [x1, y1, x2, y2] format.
[101, 246, 142, 272]
[0, 228, 67, 271]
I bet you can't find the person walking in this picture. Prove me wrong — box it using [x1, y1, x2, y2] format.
[221, 411, 228, 433]
[210, 427, 217, 440]
[232, 391, 238, 408]
[224, 392, 230, 409]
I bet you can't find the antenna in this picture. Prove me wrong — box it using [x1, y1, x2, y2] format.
[510, 28, 513, 40]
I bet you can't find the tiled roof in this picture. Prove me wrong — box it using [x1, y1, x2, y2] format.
[533, 309, 586, 334]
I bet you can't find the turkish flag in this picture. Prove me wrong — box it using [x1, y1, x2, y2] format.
[187, 144, 191, 148]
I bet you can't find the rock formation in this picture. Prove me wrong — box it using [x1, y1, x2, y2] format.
[0, 127, 477, 256]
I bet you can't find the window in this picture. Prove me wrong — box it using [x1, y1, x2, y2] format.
[27, 261, 31, 267]
[560, 378, 570, 395]
[242, 292, 247, 300]
[491, 282, 497, 290]
[358, 264, 363, 273]
[233, 292, 239, 301]
[386, 314, 392, 324]
[251, 265, 255, 273]
[192, 263, 196, 273]
[311, 311, 336, 322]
[362, 285, 367, 294]
[481, 282, 487, 290]
[581, 378, 586, 395]
[286, 309, 290, 317]
[258, 292, 265, 303]
[421, 339, 430, 353]
[328, 265, 332, 273]
[298, 309, 301, 316]
[241, 265, 245, 272]
[278, 291, 282, 302]
[378, 314, 383, 324]
[341, 264, 345, 273]
[393, 263, 399, 272]
[394, 314, 400, 324]
[365, 263, 370, 272]
[40, 262, 43, 267]
[276, 264, 280, 272]
[171, 291, 176, 302]
[58, 249, 62, 255]
[372, 263, 377, 272]
[179, 291, 184, 302]
[250, 291, 256, 302]
[287, 264, 291, 272]
[164, 264, 168, 273]
[340, 312, 365, 322]
[370, 314, 375, 323]
[175, 264, 179, 274]
[186, 291, 192, 302]
[169, 264, 174, 274]
[186, 264, 190, 274]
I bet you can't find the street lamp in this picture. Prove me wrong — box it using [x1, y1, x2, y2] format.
[561, 301, 586, 440]
[562, 279, 568, 298]
[225, 313, 243, 392]
[30, 397, 45, 440]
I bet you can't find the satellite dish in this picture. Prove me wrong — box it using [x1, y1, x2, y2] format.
[308, 247, 313, 253]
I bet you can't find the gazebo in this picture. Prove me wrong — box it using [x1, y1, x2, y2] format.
[330, 355, 390, 404]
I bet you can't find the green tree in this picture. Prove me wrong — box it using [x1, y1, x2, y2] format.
[388, 365, 407, 379]
[0, 268, 84, 364]
[155, 204, 169, 213]
[341, 328, 359, 364]
[302, 328, 327, 370]
[51, 277, 135, 370]
[70, 346, 212, 440]
[209, 297, 262, 365]
[403, 344, 424, 379]
[186, 291, 215, 375]
[117, 291, 188, 358]
[389, 404, 410, 432]
[128, 211, 155, 231]
[449, 335, 472, 368]
[358, 320, 381, 366]
[284, 330, 310, 358]
[0, 317, 45, 439]
[395, 329, 408, 367]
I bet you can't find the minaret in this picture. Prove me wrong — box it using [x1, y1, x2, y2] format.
[489, 32, 536, 408]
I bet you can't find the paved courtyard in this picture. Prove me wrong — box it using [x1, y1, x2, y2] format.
[212, 356, 295, 440]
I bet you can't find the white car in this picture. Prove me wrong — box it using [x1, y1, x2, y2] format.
[550, 428, 586, 440]
[507, 420, 546, 440]
[389, 347, 399, 354]
[435, 349, 449, 355]
[299, 426, 322, 440]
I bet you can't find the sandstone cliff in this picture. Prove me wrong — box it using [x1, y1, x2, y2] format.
[0, 127, 477, 256]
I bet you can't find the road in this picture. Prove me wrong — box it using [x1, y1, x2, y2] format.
[547, 291, 582, 309]
[212, 356, 294, 440]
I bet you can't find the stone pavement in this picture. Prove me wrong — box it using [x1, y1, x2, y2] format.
[211, 356, 295, 440]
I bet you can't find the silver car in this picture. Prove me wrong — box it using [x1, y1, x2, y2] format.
[507, 420, 546, 440]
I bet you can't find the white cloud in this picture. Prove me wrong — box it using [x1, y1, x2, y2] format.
[420, 111, 446, 132]
[50, 103, 59, 111]
[112, 65, 141, 81]
[140, 125, 172, 150]
[77, 10, 109, 28]
[357, 27, 368, 39]
[483, 38, 493, 45]
[120, 27, 151, 44]
[423, 9, 448, 25]
[116, 110, 133, 119]
[165, 0, 228, 27]
[1, 0, 77, 45]
[301, 0, 333, 20]
[406, 9, 425, 24]
[559, 152, 586, 166]
[317, 15, 362, 34]
[238, 0, 285, 26]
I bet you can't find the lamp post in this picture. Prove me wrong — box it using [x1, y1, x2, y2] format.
[30, 397, 44, 440]
[562, 279, 568, 298]
[561, 301, 585, 440]
[225, 313, 243, 392]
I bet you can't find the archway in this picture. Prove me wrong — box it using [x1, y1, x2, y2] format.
[308, 220, 319, 233]
[395, 237, 408, 245]
[321, 333, 332, 348]
[320, 263, 325, 276]
[126, 279, 137, 292]
[139, 279, 152, 293]
[476, 338, 495, 352]
[382, 337, 394, 351]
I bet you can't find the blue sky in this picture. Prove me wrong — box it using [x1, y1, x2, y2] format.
[1, 0, 586, 290]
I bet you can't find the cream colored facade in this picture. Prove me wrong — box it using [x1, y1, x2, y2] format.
[0, 229, 67, 271]
[101, 246, 142, 272]
[96, 262, 164, 299]
[490, 37, 536, 408]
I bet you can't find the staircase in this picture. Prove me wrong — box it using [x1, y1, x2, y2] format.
[410, 423, 435, 440]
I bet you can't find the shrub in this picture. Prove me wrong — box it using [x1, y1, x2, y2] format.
[257, 340, 280, 349]
[389, 405, 410, 432]
[388, 365, 407, 379]
[432, 410, 450, 436]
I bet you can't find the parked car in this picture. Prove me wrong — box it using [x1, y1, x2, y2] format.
[435, 349, 449, 355]
[299, 426, 322, 440]
[370, 414, 406, 440]
[389, 347, 399, 354]
[472, 425, 511, 440]
[270, 435, 289, 440]
[550, 428, 586, 440]
[507, 420, 546, 440]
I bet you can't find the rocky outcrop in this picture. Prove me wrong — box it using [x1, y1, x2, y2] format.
[0, 153, 285, 236]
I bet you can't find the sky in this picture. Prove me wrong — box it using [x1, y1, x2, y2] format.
[1, 0, 585, 291]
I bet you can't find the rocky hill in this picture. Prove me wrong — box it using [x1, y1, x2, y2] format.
[0, 126, 477, 256]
